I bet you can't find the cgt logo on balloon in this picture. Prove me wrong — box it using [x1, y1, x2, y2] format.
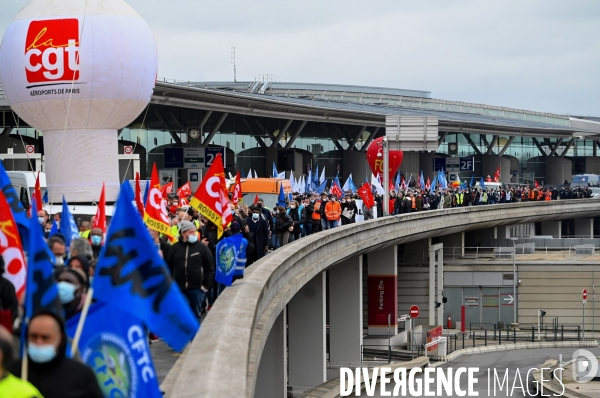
[25, 18, 80, 85]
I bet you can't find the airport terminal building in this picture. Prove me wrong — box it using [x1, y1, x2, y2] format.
[2, 78, 600, 187]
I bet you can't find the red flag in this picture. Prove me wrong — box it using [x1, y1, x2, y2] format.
[31, 171, 42, 212]
[178, 197, 189, 207]
[534, 180, 539, 189]
[177, 181, 191, 198]
[144, 163, 174, 237]
[253, 194, 259, 205]
[190, 153, 231, 238]
[232, 171, 242, 206]
[494, 166, 501, 182]
[0, 189, 27, 299]
[425, 177, 431, 190]
[357, 182, 374, 209]
[161, 182, 174, 198]
[135, 172, 144, 217]
[330, 180, 343, 198]
[92, 183, 107, 233]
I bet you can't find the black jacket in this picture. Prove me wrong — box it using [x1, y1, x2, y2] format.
[274, 213, 293, 233]
[166, 240, 214, 291]
[0, 276, 18, 322]
[10, 311, 103, 398]
[248, 217, 269, 253]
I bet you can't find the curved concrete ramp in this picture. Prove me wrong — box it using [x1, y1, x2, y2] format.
[164, 200, 600, 398]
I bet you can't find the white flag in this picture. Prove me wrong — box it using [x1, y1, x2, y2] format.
[342, 173, 353, 191]
[254, 170, 258, 178]
[289, 170, 295, 192]
[319, 166, 326, 184]
[371, 173, 385, 194]
[247, 169, 253, 179]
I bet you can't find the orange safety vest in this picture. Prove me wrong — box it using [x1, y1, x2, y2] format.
[411, 197, 416, 209]
[529, 190, 534, 200]
[312, 202, 322, 220]
[325, 201, 341, 220]
[545, 191, 552, 201]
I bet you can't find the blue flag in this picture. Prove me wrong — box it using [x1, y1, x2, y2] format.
[316, 180, 327, 194]
[277, 184, 286, 207]
[215, 234, 245, 286]
[272, 161, 278, 178]
[470, 174, 474, 187]
[480, 177, 486, 190]
[288, 192, 293, 205]
[419, 171, 425, 190]
[92, 186, 199, 352]
[49, 220, 59, 237]
[60, 197, 80, 250]
[25, 202, 62, 320]
[42, 190, 48, 204]
[143, 180, 150, 206]
[66, 303, 162, 398]
[0, 160, 29, 246]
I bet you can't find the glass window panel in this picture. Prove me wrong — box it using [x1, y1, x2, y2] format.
[440, 104, 461, 112]
[462, 106, 482, 114]
[482, 108, 504, 117]
[524, 114, 547, 123]
[504, 111, 525, 120]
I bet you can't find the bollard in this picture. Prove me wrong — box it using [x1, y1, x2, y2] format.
[485, 330, 487, 346]
[578, 325, 581, 341]
[462, 333, 465, 349]
[514, 328, 516, 344]
[499, 329, 502, 345]
[473, 332, 476, 347]
[532, 325, 534, 342]
[561, 325, 564, 341]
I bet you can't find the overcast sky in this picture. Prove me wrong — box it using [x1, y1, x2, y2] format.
[2, 0, 599, 116]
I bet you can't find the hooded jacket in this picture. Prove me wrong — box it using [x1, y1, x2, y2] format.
[9, 310, 103, 398]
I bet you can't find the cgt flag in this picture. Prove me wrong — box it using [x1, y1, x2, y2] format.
[66, 303, 162, 398]
[135, 172, 144, 217]
[0, 160, 29, 246]
[358, 182, 374, 209]
[190, 153, 232, 238]
[232, 171, 242, 206]
[0, 189, 27, 299]
[93, 183, 107, 233]
[93, 186, 199, 352]
[176, 181, 191, 199]
[143, 163, 173, 238]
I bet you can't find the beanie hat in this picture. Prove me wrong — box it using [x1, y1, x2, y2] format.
[179, 220, 196, 234]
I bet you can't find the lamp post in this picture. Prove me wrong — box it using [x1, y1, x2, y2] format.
[511, 237, 518, 323]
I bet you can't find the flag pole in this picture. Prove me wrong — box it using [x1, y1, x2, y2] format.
[21, 327, 28, 381]
[70, 288, 94, 358]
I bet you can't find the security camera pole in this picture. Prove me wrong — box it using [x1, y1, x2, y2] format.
[583, 289, 587, 340]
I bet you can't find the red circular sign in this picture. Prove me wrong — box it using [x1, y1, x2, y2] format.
[583, 289, 588, 300]
[124, 146, 133, 155]
[409, 305, 420, 319]
[25, 145, 34, 154]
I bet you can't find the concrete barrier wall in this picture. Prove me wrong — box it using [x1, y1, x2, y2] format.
[165, 200, 600, 398]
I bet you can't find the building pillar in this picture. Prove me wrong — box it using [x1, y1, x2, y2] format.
[255, 308, 286, 398]
[329, 255, 363, 364]
[367, 245, 398, 335]
[288, 273, 326, 392]
[574, 218, 594, 238]
[541, 220, 562, 238]
[440, 232, 464, 256]
[428, 243, 443, 326]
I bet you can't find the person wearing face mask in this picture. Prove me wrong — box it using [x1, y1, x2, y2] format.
[166, 221, 214, 320]
[37, 209, 49, 231]
[324, 194, 342, 229]
[286, 200, 305, 242]
[319, 194, 330, 231]
[0, 325, 43, 397]
[302, 198, 314, 236]
[9, 310, 103, 398]
[48, 236, 67, 268]
[55, 268, 87, 320]
[89, 227, 104, 259]
[248, 207, 269, 260]
[274, 206, 293, 247]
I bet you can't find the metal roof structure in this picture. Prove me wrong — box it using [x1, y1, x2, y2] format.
[153, 81, 598, 138]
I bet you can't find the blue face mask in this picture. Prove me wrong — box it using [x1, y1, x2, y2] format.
[28, 342, 57, 363]
[187, 234, 198, 244]
[91, 235, 102, 246]
[38, 217, 46, 225]
[57, 281, 77, 304]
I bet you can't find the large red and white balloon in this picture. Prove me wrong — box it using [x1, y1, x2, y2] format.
[0, 0, 158, 203]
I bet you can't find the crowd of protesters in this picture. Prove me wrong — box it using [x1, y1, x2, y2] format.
[0, 177, 595, 397]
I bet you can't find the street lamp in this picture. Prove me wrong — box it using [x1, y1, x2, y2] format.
[510, 237, 518, 324]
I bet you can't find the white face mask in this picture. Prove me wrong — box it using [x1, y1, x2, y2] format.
[290, 205, 296, 209]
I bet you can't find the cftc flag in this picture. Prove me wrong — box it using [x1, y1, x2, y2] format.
[215, 233, 244, 286]
[66, 302, 162, 398]
[60, 196, 80, 250]
[93, 186, 199, 352]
